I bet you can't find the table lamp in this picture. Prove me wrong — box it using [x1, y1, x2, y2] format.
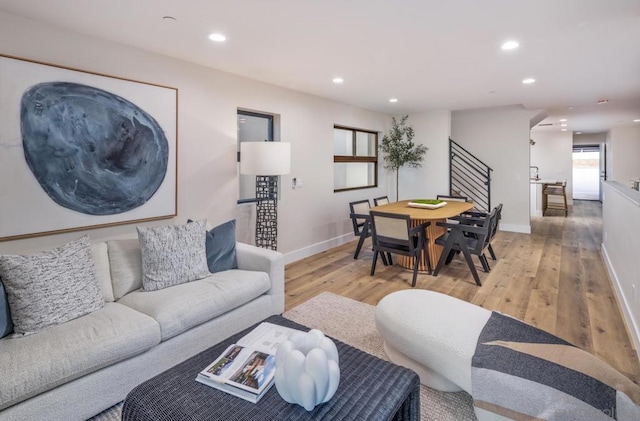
[240, 141, 291, 250]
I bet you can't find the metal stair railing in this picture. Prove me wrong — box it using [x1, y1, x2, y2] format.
[449, 138, 493, 212]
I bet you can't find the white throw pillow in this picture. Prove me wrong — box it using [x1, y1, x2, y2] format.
[137, 220, 210, 291]
[0, 235, 104, 336]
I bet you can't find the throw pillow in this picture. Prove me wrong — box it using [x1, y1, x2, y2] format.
[0, 280, 13, 338]
[0, 235, 104, 336]
[188, 219, 238, 273]
[137, 220, 210, 291]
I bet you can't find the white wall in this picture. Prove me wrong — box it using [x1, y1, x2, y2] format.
[608, 126, 640, 186]
[0, 11, 390, 261]
[452, 105, 534, 233]
[530, 131, 574, 204]
[392, 110, 451, 201]
[573, 132, 606, 146]
[601, 181, 640, 355]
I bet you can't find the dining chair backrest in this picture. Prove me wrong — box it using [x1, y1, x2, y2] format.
[349, 199, 371, 235]
[370, 212, 410, 242]
[475, 207, 498, 254]
[436, 194, 469, 203]
[374, 196, 390, 206]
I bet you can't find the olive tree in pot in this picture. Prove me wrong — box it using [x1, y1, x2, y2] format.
[379, 115, 428, 201]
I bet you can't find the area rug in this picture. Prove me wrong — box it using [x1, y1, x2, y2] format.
[89, 292, 476, 420]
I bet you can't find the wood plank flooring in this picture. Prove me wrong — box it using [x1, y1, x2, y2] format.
[284, 200, 640, 384]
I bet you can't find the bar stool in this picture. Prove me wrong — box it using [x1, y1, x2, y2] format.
[542, 180, 568, 216]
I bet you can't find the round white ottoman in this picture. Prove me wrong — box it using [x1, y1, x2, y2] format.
[375, 290, 491, 393]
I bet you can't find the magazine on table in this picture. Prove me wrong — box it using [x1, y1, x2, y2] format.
[195, 322, 300, 403]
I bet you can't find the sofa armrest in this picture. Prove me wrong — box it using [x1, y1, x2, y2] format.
[235, 242, 284, 313]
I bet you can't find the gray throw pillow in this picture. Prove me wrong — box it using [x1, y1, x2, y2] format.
[188, 219, 238, 273]
[137, 220, 210, 291]
[0, 280, 13, 338]
[0, 235, 104, 336]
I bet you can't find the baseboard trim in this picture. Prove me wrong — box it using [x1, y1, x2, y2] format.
[284, 233, 353, 264]
[601, 243, 640, 359]
[499, 223, 531, 234]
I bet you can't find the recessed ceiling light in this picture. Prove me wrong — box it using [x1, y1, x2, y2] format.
[559, 118, 567, 122]
[522, 78, 536, 84]
[208, 33, 226, 42]
[332, 77, 344, 84]
[389, 98, 398, 103]
[597, 99, 609, 104]
[560, 123, 567, 127]
[561, 129, 567, 132]
[634, 119, 640, 122]
[567, 106, 574, 110]
[163, 16, 177, 22]
[501, 40, 519, 50]
[576, 131, 582, 134]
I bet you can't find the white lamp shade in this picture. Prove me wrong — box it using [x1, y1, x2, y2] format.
[240, 142, 291, 175]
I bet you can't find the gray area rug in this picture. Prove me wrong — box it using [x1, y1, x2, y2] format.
[89, 292, 476, 420]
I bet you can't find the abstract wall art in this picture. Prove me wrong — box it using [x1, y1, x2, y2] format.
[0, 54, 178, 241]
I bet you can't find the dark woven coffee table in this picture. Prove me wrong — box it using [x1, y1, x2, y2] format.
[122, 315, 420, 420]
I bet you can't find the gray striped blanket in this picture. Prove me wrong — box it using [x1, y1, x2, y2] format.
[472, 312, 640, 420]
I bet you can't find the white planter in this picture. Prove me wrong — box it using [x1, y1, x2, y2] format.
[274, 329, 340, 411]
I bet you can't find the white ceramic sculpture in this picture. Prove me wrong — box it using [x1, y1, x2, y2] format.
[274, 329, 340, 411]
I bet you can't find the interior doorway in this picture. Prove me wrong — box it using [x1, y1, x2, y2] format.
[572, 145, 601, 201]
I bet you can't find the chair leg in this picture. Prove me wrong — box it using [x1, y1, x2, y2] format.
[423, 242, 432, 274]
[488, 244, 497, 260]
[354, 234, 366, 259]
[444, 249, 456, 265]
[370, 251, 378, 276]
[387, 253, 393, 265]
[381, 252, 389, 266]
[411, 253, 420, 287]
[460, 245, 482, 286]
[433, 234, 457, 276]
[479, 254, 491, 272]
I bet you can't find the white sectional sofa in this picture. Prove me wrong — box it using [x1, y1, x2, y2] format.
[0, 238, 284, 421]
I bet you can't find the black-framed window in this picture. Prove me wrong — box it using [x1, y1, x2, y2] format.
[238, 110, 274, 203]
[333, 125, 378, 192]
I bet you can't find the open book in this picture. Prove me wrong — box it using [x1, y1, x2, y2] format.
[196, 322, 300, 403]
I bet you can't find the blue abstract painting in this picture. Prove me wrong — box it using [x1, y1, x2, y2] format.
[20, 82, 169, 215]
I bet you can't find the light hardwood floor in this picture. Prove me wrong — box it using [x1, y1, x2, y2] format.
[284, 200, 640, 385]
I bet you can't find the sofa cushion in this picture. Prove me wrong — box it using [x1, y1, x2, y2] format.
[189, 219, 238, 273]
[91, 242, 115, 302]
[107, 238, 143, 300]
[0, 235, 104, 336]
[0, 280, 13, 338]
[117, 269, 270, 341]
[137, 220, 210, 291]
[0, 302, 160, 410]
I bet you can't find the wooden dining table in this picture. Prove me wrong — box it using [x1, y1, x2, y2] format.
[371, 199, 474, 271]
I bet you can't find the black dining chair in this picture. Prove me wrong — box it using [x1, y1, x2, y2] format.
[432, 206, 499, 286]
[369, 210, 431, 287]
[373, 196, 390, 206]
[349, 200, 390, 265]
[452, 203, 502, 261]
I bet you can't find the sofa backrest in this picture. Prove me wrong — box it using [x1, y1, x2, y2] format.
[91, 242, 115, 302]
[107, 239, 143, 300]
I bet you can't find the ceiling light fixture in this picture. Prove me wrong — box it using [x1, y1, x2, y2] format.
[559, 118, 567, 122]
[522, 78, 536, 84]
[634, 119, 640, 122]
[567, 106, 574, 110]
[163, 16, 177, 22]
[560, 124, 567, 127]
[561, 129, 567, 132]
[501, 40, 519, 50]
[332, 77, 344, 84]
[208, 33, 226, 42]
[389, 98, 398, 103]
[576, 131, 582, 135]
[597, 99, 609, 104]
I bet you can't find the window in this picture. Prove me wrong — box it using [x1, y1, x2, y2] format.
[333, 126, 378, 191]
[238, 110, 274, 203]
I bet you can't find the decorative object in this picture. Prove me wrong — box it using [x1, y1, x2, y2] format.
[408, 199, 447, 209]
[240, 141, 291, 250]
[0, 54, 178, 241]
[137, 220, 210, 291]
[0, 235, 104, 336]
[274, 328, 340, 411]
[379, 115, 428, 201]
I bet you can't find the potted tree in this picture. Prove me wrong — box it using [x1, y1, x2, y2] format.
[379, 115, 428, 201]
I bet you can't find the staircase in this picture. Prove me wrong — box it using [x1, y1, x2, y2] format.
[449, 138, 492, 212]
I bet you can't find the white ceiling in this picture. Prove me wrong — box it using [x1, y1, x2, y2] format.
[1, 0, 639, 134]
